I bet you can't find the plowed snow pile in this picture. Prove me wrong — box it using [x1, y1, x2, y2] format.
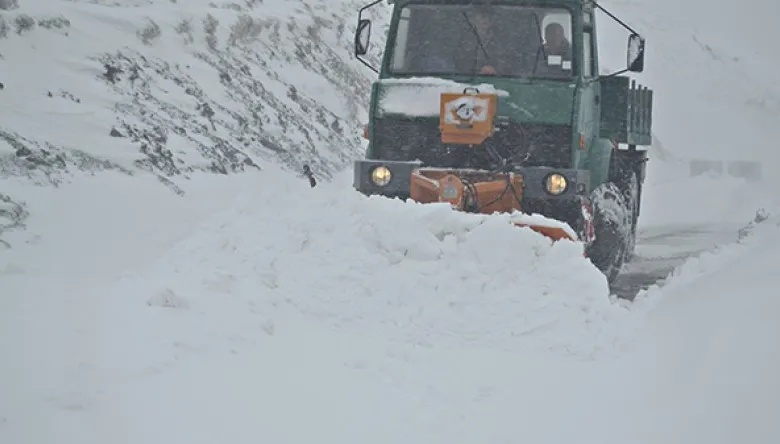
[0, 170, 637, 444]
[3, 168, 780, 444]
[113, 170, 628, 358]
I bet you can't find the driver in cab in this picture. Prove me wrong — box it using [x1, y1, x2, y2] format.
[466, 13, 573, 77]
[459, 8, 521, 76]
[538, 22, 573, 74]
[420, 8, 571, 78]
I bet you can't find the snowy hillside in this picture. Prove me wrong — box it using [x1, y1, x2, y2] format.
[0, 0, 388, 196]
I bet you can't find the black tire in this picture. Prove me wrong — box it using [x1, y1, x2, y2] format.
[621, 170, 640, 263]
[586, 182, 632, 284]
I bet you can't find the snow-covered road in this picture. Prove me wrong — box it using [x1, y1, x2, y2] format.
[611, 221, 748, 299]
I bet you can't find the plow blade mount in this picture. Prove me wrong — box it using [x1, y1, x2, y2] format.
[409, 168, 577, 243]
[689, 159, 762, 182]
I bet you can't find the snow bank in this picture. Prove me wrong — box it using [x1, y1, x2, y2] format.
[0, 172, 261, 292]
[601, 210, 780, 444]
[3, 164, 778, 444]
[637, 206, 780, 301]
[111, 170, 627, 357]
[0, 168, 639, 444]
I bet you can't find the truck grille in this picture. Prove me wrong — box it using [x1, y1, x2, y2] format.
[371, 118, 573, 169]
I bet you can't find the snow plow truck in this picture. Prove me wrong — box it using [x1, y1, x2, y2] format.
[351, 0, 653, 284]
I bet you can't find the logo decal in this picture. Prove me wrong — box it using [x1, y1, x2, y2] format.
[444, 96, 491, 129]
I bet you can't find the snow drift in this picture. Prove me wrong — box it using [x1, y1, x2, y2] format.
[2, 167, 779, 444]
[112, 170, 628, 358]
[0, 167, 624, 444]
[607, 209, 780, 444]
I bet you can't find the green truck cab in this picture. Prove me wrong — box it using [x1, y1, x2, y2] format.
[351, 0, 653, 283]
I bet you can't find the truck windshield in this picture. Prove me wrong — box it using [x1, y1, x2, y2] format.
[388, 4, 574, 80]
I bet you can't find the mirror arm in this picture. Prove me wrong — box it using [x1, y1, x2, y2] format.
[591, 67, 629, 84]
[587, 0, 644, 77]
[588, 0, 639, 35]
[359, 0, 384, 16]
[358, 56, 379, 74]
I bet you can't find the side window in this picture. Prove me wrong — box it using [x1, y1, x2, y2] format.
[582, 30, 594, 78]
[540, 10, 573, 74]
[390, 8, 411, 71]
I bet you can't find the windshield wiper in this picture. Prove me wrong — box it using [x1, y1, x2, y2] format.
[461, 11, 491, 80]
[528, 12, 545, 82]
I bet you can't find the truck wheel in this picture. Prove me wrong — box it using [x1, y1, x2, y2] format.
[586, 182, 631, 284]
[621, 170, 640, 262]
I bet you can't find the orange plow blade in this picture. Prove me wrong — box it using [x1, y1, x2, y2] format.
[409, 167, 580, 244]
[513, 222, 577, 242]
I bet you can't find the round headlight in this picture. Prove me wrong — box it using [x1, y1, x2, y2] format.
[545, 173, 568, 195]
[371, 166, 392, 186]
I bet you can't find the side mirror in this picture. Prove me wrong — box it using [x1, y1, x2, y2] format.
[627, 33, 645, 72]
[355, 19, 372, 57]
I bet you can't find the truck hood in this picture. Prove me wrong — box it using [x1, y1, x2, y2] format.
[373, 77, 576, 126]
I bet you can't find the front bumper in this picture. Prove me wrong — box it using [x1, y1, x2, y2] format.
[353, 159, 591, 202]
[353, 159, 423, 198]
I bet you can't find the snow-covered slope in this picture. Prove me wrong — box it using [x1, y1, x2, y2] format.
[0, 0, 387, 194]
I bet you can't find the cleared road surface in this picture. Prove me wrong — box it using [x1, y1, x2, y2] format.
[611, 222, 746, 300]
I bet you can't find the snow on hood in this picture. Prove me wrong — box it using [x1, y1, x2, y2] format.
[375, 77, 509, 117]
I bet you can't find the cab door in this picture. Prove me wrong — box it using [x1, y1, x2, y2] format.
[577, 8, 610, 190]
